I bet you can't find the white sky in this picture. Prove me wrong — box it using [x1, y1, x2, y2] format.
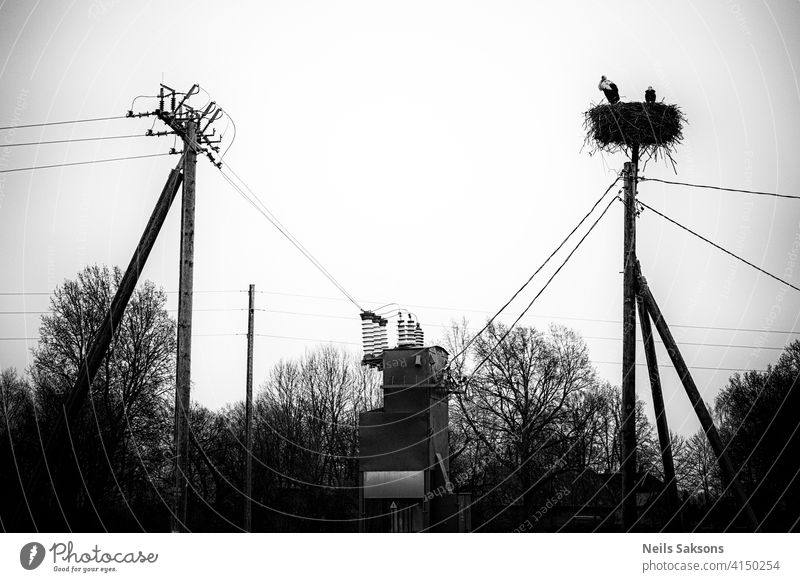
[1, 0, 799, 437]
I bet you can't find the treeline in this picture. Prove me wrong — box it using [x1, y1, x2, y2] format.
[443, 321, 800, 531]
[1, 265, 798, 531]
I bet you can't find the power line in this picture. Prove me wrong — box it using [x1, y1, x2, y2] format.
[0, 333, 771, 373]
[595, 360, 768, 373]
[255, 333, 360, 345]
[0, 290, 244, 296]
[0, 115, 129, 132]
[639, 199, 800, 293]
[0, 152, 174, 174]
[467, 195, 619, 383]
[640, 177, 800, 200]
[584, 336, 786, 351]
[217, 164, 364, 311]
[1, 331, 774, 365]
[0, 308, 250, 315]
[456, 175, 620, 359]
[220, 165, 362, 310]
[1, 289, 797, 335]
[0, 306, 789, 351]
[0, 134, 150, 148]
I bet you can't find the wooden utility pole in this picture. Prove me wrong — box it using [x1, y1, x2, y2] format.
[636, 288, 680, 528]
[244, 284, 255, 531]
[18, 162, 184, 528]
[621, 145, 639, 530]
[172, 120, 197, 533]
[637, 268, 759, 531]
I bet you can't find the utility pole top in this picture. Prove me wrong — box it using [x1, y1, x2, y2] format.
[129, 83, 228, 168]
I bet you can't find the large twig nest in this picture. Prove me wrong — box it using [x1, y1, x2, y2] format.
[584, 101, 687, 165]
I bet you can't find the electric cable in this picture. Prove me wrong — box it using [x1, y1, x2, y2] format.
[463, 195, 619, 386]
[455, 175, 621, 359]
[0, 115, 128, 131]
[640, 177, 800, 200]
[216, 166, 364, 311]
[0, 134, 150, 148]
[0, 152, 173, 174]
[639, 199, 800, 293]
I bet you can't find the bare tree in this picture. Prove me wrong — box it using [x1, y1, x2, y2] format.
[456, 323, 596, 517]
[28, 265, 176, 527]
[244, 345, 380, 529]
[676, 429, 721, 503]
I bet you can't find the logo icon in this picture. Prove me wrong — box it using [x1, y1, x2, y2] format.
[20, 542, 46, 570]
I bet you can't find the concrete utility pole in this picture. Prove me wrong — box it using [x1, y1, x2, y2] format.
[172, 120, 197, 533]
[244, 284, 255, 532]
[621, 146, 639, 530]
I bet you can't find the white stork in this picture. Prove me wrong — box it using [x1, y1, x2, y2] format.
[598, 75, 620, 104]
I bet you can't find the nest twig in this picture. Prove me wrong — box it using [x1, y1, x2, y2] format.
[583, 101, 687, 169]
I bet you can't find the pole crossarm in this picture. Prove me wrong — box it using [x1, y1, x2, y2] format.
[129, 83, 228, 168]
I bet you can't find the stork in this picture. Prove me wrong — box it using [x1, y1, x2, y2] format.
[645, 86, 656, 103]
[598, 75, 620, 104]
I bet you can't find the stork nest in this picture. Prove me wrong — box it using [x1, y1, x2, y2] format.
[583, 101, 687, 166]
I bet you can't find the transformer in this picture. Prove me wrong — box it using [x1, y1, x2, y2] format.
[358, 345, 471, 532]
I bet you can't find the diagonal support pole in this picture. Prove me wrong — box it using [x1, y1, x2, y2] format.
[635, 273, 681, 530]
[19, 159, 184, 528]
[637, 266, 759, 531]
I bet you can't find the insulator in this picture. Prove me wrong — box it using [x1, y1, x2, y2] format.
[170, 92, 176, 112]
[370, 314, 382, 356]
[405, 315, 416, 346]
[397, 311, 407, 347]
[415, 323, 424, 347]
[368, 318, 378, 356]
[159, 88, 164, 112]
[360, 311, 374, 358]
[378, 317, 389, 352]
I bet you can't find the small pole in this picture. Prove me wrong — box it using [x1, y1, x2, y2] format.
[636, 285, 680, 529]
[621, 144, 639, 530]
[173, 119, 197, 533]
[244, 284, 255, 532]
[637, 268, 759, 531]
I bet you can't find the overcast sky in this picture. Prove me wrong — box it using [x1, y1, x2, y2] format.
[1, 0, 799, 437]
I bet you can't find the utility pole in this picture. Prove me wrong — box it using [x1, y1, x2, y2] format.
[637, 269, 759, 531]
[172, 120, 197, 533]
[636, 288, 680, 529]
[17, 83, 224, 531]
[139, 83, 224, 532]
[621, 145, 639, 530]
[18, 162, 184, 528]
[244, 284, 255, 532]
